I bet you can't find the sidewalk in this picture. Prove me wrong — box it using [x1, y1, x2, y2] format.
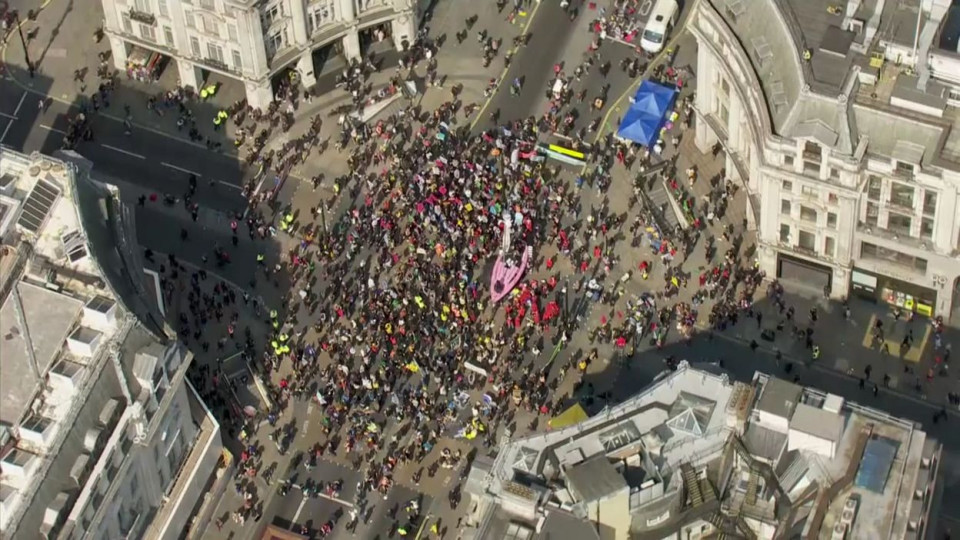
[716, 289, 957, 404]
[2, 0, 529, 165]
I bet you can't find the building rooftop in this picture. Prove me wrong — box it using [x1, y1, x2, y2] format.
[0, 281, 85, 425]
[565, 456, 628, 503]
[755, 377, 802, 419]
[0, 148, 175, 537]
[467, 365, 941, 540]
[790, 402, 844, 442]
[702, 0, 960, 171]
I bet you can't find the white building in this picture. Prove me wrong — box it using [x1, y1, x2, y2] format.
[0, 148, 222, 540]
[465, 364, 943, 540]
[99, 0, 418, 108]
[688, 0, 960, 321]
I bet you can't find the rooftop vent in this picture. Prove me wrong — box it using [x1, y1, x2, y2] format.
[726, 0, 745, 21]
[60, 230, 88, 263]
[752, 36, 773, 66]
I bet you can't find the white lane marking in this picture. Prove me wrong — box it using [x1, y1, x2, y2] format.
[162, 162, 202, 176]
[0, 112, 16, 120]
[290, 497, 309, 528]
[218, 180, 242, 190]
[101, 144, 145, 159]
[14, 92, 27, 117]
[0, 119, 12, 144]
[40, 124, 67, 134]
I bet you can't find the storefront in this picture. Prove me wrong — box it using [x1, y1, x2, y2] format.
[777, 253, 832, 293]
[126, 45, 168, 83]
[849, 267, 937, 317]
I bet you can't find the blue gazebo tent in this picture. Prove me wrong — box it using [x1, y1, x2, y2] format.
[617, 80, 679, 146]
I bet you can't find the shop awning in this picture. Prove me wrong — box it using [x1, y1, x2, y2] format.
[549, 403, 589, 429]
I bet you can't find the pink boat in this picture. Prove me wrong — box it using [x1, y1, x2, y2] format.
[491, 246, 531, 303]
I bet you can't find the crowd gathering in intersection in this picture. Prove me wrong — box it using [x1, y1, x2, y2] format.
[84, 3, 951, 538]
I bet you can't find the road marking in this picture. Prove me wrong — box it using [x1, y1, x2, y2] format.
[0, 111, 16, 120]
[469, 0, 544, 130]
[162, 162, 202, 176]
[218, 180, 242, 190]
[0, 119, 12, 144]
[13, 91, 27, 116]
[315, 491, 354, 508]
[40, 123, 67, 134]
[101, 144, 145, 159]
[289, 497, 308, 528]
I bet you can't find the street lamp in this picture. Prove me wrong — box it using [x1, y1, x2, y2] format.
[10, 11, 34, 78]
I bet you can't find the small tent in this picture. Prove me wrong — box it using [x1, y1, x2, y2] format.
[617, 80, 678, 146]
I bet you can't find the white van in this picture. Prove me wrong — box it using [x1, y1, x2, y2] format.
[640, 0, 679, 54]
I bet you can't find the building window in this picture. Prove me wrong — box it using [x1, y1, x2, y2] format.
[134, 0, 150, 12]
[889, 182, 914, 209]
[801, 185, 818, 199]
[202, 14, 219, 37]
[227, 23, 238, 41]
[310, 0, 336, 31]
[199, 0, 216, 10]
[163, 25, 174, 46]
[827, 212, 837, 229]
[886, 213, 912, 236]
[920, 217, 934, 240]
[232, 49, 243, 70]
[140, 23, 155, 41]
[922, 191, 937, 216]
[895, 161, 915, 176]
[784, 154, 794, 167]
[867, 175, 882, 200]
[798, 230, 816, 251]
[860, 242, 927, 272]
[799, 205, 817, 223]
[828, 192, 838, 204]
[268, 31, 284, 54]
[779, 223, 790, 243]
[781, 199, 791, 215]
[803, 141, 822, 161]
[185, 12, 195, 28]
[158, 0, 169, 17]
[865, 202, 879, 227]
[824, 236, 836, 257]
[190, 36, 201, 56]
[207, 42, 224, 63]
[830, 168, 840, 180]
[718, 102, 729, 124]
[782, 180, 793, 193]
[264, 4, 283, 25]
[122, 14, 133, 33]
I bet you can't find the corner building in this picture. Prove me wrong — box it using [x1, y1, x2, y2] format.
[100, 0, 417, 108]
[688, 0, 960, 320]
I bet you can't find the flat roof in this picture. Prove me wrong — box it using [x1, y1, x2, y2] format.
[0, 281, 84, 424]
[789, 403, 844, 442]
[565, 456, 628, 502]
[755, 378, 802, 419]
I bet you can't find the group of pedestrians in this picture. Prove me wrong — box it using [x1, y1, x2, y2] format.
[129, 6, 956, 540]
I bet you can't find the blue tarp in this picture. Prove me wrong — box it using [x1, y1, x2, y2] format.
[617, 80, 678, 146]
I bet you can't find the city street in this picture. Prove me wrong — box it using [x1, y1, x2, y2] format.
[3, 0, 959, 539]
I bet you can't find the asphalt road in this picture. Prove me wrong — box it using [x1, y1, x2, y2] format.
[1, 86, 250, 214]
[471, 0, 580, 133]
[268, 458, 432, 540]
